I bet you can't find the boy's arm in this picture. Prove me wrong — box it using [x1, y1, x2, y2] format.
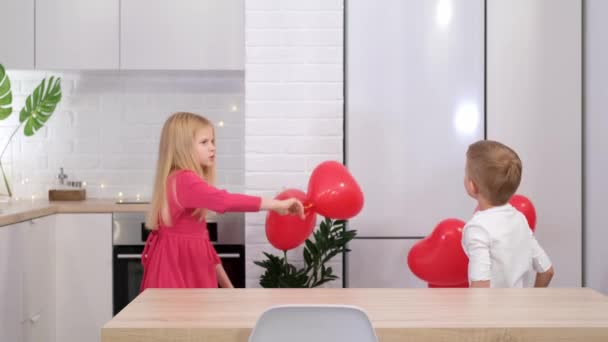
[462, 224, 492, 287]
[534, 266, 555, 288]
[530, 231, 554, 287]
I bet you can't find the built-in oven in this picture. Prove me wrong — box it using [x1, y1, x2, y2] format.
[112, 212, 245, 315]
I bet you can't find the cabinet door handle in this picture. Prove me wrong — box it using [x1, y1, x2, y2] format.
[30, 313, 41, 323]
[117, 254, 142, 259]
[218, 253, 241, 259]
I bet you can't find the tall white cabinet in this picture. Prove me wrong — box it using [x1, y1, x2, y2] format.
[345, 0, 484, 287]
[346, 0, 583, 288]
[583, 0, 608, 294]
[486, 0, 582, 287]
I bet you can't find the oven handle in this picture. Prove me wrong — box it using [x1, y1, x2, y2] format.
[218, 253, 241, 259]
[117, 254, 142, 259]
[117, 253, 241, 259]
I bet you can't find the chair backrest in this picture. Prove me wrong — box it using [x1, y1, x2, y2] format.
[248, 304, 378, 342]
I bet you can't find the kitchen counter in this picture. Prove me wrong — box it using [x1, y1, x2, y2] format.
[0, 198, 149, 227]
[102, 288, 608, 342]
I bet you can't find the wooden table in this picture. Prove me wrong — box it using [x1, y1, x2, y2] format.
[102, 288, 608, 342]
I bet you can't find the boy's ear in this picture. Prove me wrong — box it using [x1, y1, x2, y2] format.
[467, 178, 479, 195]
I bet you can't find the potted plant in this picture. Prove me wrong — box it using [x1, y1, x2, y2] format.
[0, 64, 62, 198]
[254, 217, 357, 288]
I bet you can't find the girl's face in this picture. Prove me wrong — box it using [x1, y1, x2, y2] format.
[193, 126, 216, 167]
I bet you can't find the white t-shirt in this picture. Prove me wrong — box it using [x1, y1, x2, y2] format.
[461, 204, 552, 288]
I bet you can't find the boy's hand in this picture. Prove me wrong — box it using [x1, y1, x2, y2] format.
[470, 280, 491, 288]
[534, 266, 555, 288]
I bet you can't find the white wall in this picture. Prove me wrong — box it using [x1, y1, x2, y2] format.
[487, 0, 582, 287]
[0, 70, 244, 199]
[584, 0, 608, 294]
[244, 0, 345, 287]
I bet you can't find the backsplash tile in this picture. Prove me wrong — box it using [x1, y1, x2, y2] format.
[1, 70, 244, 199]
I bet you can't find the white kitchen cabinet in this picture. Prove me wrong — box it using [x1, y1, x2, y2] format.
[0, 0, 34, 69]
[22, 215, 56, 342]
[0, 222, 25, 342]
[346, 0, 484, 238]
[36, 0, 119, 69]
[346, 239, 426, 288]
[55, 213, 112, 342]
[487, 0, 582, 287]
[584, 0, 608, 295]
[120, 0, 244, 70]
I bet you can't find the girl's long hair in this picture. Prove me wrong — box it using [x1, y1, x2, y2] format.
[146, 112, 216, 229]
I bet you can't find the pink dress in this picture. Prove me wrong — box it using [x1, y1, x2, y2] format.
[140, 170, 261, 290]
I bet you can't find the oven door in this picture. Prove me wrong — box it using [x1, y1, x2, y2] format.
[113, 245, 144, 315]
[112, 244, 245, 315]
[215, 244, 245, 288]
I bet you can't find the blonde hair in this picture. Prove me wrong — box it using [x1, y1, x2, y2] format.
[146, 112, 216, 229]
[466, 140, 522, 205]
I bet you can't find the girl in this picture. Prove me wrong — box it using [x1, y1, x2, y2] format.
[140, 112, 304, 290]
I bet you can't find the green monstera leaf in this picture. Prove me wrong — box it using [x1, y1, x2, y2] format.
[20, 76, 62, 136]
[0, 64, 12, 120]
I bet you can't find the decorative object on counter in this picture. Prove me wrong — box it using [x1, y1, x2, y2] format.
[57, 167, 68, 185]
[255, 217, 357, 288]
[48, 188, 86, 201]
[48, 167, 86, 201]
[0, 63, 63, 198]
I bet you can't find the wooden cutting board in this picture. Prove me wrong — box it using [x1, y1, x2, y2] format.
[48, 188, 86, 201]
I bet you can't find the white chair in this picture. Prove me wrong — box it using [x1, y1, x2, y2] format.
[248, 304, 379, 342]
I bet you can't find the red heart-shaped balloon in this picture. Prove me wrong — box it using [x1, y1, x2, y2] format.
[266, 189, 317, 251]
[509, 194, 536, 232]
[407, 218, 469, 286]
[306, 161, 364, 220]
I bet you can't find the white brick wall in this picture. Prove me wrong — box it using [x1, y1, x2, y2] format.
[0, 70, 244, 199]
[244, 0, 344, 287]
[1, 1, 346, 289]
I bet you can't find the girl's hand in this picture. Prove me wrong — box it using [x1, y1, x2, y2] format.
[262, 198, 305, 219]
[279, 198, 305, 219]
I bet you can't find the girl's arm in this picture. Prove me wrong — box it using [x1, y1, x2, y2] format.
[174, 170, 304, 218]
[216, 264, 234, 288]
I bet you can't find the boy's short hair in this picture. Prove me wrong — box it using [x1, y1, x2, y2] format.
[466, 140, 522, 205]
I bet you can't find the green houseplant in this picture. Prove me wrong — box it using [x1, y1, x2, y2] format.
[254, 217, 357, 288]
[0, 64, 62, 197]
